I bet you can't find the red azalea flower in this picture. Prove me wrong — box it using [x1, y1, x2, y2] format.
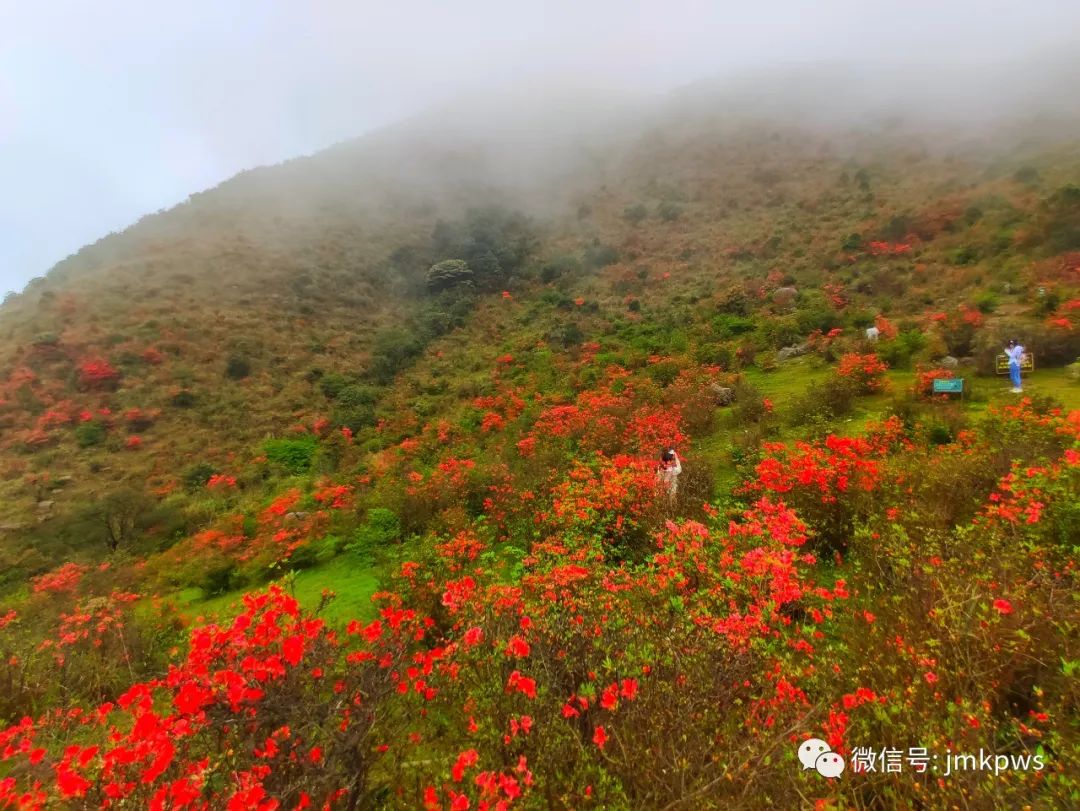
[593, 726, 608, 749]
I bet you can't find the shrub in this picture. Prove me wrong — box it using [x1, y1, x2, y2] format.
[716, 285, 751, 316]
[583, 243, 619, 269]
[550, 323, 584, 348]
[788, 378, 859, 425]
[913, 366, 956, 398]
[657, 201, 684, 222]
[1012, 165, 1041, 184]
[182, 462, 216, 492]
[263, 436, 318, 474]
[539, 255, 581, 283]
[623, 203, 648, 224]
[225, 355, 252, 380]
[319, 372, 351, 399]
[1033, 184, 1080, 252]
[835, 352, 889, 394]
[286, 537, 337, 570]
[973, 290, 999, 313]
[646, 361, 681, 387]
[198, 560, 239, 595]
[330, 383, 379, 432]
[936, 305, 984, 356]
[170, 389, 197, 408]
[841, 232, 864, 251]
[78, 358, 120, 390]
[369, 328, 425, 383]
[878, 328, 927, 369]
[74, 420, 106, 447]
[350, 508, 401, 560]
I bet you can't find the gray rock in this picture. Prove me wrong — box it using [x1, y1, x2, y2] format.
[777, 342, 811, 361]
[958, 357, 977, 367]
[940, 356, 959, 369]
[284, 511, 309, 522]
[710, 384, 736, 406]
[36, 500, 55, 511]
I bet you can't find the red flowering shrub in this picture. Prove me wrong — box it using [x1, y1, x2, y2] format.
[32, 562, 90, 594]
[866, 241, 912, 256]
[914, 365, 956, 397]
[835, 352, 889, 394]
[935, 305, 985, 356]
[744, 425, 904, 552]
[77, 359, 120, 390]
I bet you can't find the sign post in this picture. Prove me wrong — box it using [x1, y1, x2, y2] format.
[932, 378, 965, 399]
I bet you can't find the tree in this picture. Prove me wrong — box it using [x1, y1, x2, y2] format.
[426, 259, 473, 292]
[97, 489, 150, 553]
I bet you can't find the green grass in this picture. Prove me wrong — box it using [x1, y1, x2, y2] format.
[742, 357, 832, 406]
[170, 554, 380, 626]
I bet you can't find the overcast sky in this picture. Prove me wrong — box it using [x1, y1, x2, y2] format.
[2, 1, 1078, 294]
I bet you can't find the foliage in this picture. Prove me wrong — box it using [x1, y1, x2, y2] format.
[74, 420, 106, 448]
[426, 258, 474, 292]
[263, 436, 319, 474]
[224, 355, 252, 380]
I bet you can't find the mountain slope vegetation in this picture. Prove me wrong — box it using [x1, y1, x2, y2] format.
[0, 91, 1078, 808]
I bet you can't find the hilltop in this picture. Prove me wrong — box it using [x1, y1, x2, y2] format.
[0, 87, 1078, 808]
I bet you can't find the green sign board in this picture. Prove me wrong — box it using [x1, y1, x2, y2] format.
[932, 378, 965, 394]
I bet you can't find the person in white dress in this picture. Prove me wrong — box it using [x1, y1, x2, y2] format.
[657, 448, 682, 500]
[1004, 340, 1025, 393]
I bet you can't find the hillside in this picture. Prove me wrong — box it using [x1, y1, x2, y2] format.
[0, 92, 1079, 809]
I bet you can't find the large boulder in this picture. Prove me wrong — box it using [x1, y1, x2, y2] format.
[940, 356, 959, 369]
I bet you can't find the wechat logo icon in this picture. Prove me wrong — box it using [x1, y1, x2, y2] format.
[798, 738, 846, 779]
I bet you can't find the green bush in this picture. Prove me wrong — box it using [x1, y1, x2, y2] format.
[539, 255, 581, 283]
[170, 390, 197, 408]
[646, 361, 681, 387]
[354, 508, 401, 548]
[329, 383, 379, 432]
[369, 328, 425, 383]
[878, 329, 927, 369]
[550, 323, 584, 348]
[1012, 165, 1040, 185]
[841, 232, 863, 251]
[286, 537, 337, 570]
[225, 355, 251, 380]
[74, 421, 106, 447]
[183, 462, 216, 492]
[711, 313, 756, 339]
[198, 560, 239, 596]
[973, 290, 999, 313]
[583, 243, 619, 269]
[788, 379, 859, 426]
[657, 201, 684, 222]
[623, 203, 648, 224]
[319, 373, 351, 399]
[263, 436, 318, 474]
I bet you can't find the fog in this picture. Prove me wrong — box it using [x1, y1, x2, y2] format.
[3, 0, 1080, 293]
